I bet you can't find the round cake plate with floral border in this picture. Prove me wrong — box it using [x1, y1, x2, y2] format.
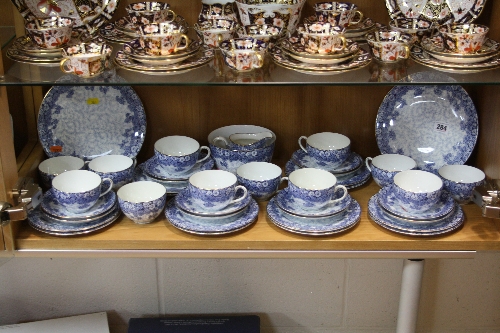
[375, 71, 478, 173]
[291, 150, 362, 174]
[368, 194, 464, 236]
[38, 85, 146, 160]
[267, 196, 361, 236]
[143, 155, 215, 181]
[377, 185, 455, 221]
[27, 203, 120, 236]
[420, 36, 500, 64]
[41, 189, 116, 221]
[164, 198, 259, 235]
[275, 188, 351, 218]
[384, 0, 487, 25]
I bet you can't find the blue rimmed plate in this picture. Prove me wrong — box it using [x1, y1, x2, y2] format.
[38, 85, 146, 160]
[368, 193, 463, 236]
[275, 188, 351, 218]
[291, 150, 362, 174]
[133, 163, 188, 195]
[165, 198, 258, 235]
[376, 72, 478, 173]
[174, 188, 251, 217]
[267, 196, 360, 236]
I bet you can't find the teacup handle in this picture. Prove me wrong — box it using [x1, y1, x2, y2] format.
[165, 9, 177, 22]
[197, 146, 211, 164]
[365, 157, 373, 172]
[99, 177, 114, 197]
[400, 45, 411, 59]
[349, 10, 364, 26]
[231, 185, 248, 205]
[298, 136, 308, 153]
[329, 185, 348, 204]
[253, 53, 264, 69]
[60, 58, 72, 74]
[334, 36, 348, 51]
[213, 136, 229, 147]
[175, 34, 190, 52]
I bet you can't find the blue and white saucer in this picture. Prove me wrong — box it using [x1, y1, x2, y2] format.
[41, 189, 116, 221]
[275, 188, 351, 218]
[378, 185, 455, 221]
[144, 155, 215, 181]
[134, 163, 188, 195]
[165, 198, 258, 235]
[28, 203, 120, 236]
[267, 196, 361, 236]
[291, 150, 362, 174]
[174, 188, 251, 217]
[368, 194, 463, 236]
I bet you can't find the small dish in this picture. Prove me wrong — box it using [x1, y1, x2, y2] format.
[143, 155, 214, 181]
[291, 150, 362, 174]
[280, 38, 359, 60]
[420, 36, 500, 64]
[174, 188, 251, 217]
[133, 163, 189, 195]
[275, 188, 351, 218]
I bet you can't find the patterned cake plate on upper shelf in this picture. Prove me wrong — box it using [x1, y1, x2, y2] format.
[375, 71, 478, 173]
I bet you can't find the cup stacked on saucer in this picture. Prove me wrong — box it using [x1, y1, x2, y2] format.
[27, 170, 121, 236]
[266, 168, 361, 236]
[134, 136, 215, 195]
[284, 132, 371, 190]
[368, 170, 465, 237]
[164, 170, 259, 235]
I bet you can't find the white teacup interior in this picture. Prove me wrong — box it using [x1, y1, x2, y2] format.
[438, 165, 485, 183]
[372, 154, 416, 171]
[89, 155, 133, 173]
[289, 168, 337, 190]
[307, 132, 350, 150]
[237, 162, 282, 181]
[38, 156, 84, 175]
[117, 181, 166, 203]
[190, 170, 236, 189]
[394, 170, 442, 193]
[52, 170, 101, 193]
[155, 136, 200, 156]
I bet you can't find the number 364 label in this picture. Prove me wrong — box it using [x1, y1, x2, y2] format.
[435, 122, 449, 133]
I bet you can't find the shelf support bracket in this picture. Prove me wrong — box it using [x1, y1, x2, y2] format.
[396, 259, 425, 333]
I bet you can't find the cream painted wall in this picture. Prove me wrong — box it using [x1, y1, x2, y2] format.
[0, 254, 499, 332]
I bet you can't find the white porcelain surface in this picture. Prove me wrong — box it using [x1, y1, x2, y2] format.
[88, 155, 134, 173]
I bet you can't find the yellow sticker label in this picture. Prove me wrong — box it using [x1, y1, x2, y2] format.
[87, 98, 100, 105]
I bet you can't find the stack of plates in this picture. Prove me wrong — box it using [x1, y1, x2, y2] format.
[27, 190, 120, 236]
[368, 185, 464, 236]
[411, 36, 500, 73]
[302, 17, 377, 42]
[284, 150, 371, 189]
[164, 188, 259, 235]
[266, 189, 361, 236]
[270, 38, 372, 75]
[133, 155, 215, 195]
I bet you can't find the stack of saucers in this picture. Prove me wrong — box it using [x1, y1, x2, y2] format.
[164, 187, 259, 235]
[27, 190, 120, 236]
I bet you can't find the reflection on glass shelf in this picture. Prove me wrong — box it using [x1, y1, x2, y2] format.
[0, 26, 15, 50]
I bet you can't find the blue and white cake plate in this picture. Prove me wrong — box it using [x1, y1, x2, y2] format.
[38, 85, 146, 160]
[144, 155, 215, 181]
[175, 188, 251, 217]
[28, 203, 121, 236]
[368, 194, 464, 236]
[291, 150, 363, 174]
[276, 188, 351, 218]
[378, 185, 455, 221]
[164, 198, 259, 235]
[267, 197, 361, 236]
[41, 189, 116, 221]
[376, 72, 478, 173]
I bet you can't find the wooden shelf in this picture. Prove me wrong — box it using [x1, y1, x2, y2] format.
[11, 181, 500, 255]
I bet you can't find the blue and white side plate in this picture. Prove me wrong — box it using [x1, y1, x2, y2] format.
[165, 198, 258, 235]
[368, 194, 463, 236]
[291, 150, 362, 174]
[41, 189, 117, 221]
[267, 196, 360, 236]
[38, 85, 146, 160]
[376, 72, 478, 173]
[134, 163, 188, 195]
[28, 203, 120, 236]
[174, 188, 251, 217]
[144, 155, 215, 181]
[276, 188, 351, 218]
[378, 185, 455, 221]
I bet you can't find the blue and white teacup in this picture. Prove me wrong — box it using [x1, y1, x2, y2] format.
[393, 170, 443, 213]
[299, 132, 351, 169]
[236, 162, 285, 201]
[282, 168, 348, 212]
[188, 170, 248, 212]
[38, 156, 85, 189]
[365, 154, 416, 188]
[87, 155, 136, 190]
[51, 170, 113, 214]
[117, 181, 167, 224]
[154, 136, 211, 174]
[438, 165, 485, 204]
